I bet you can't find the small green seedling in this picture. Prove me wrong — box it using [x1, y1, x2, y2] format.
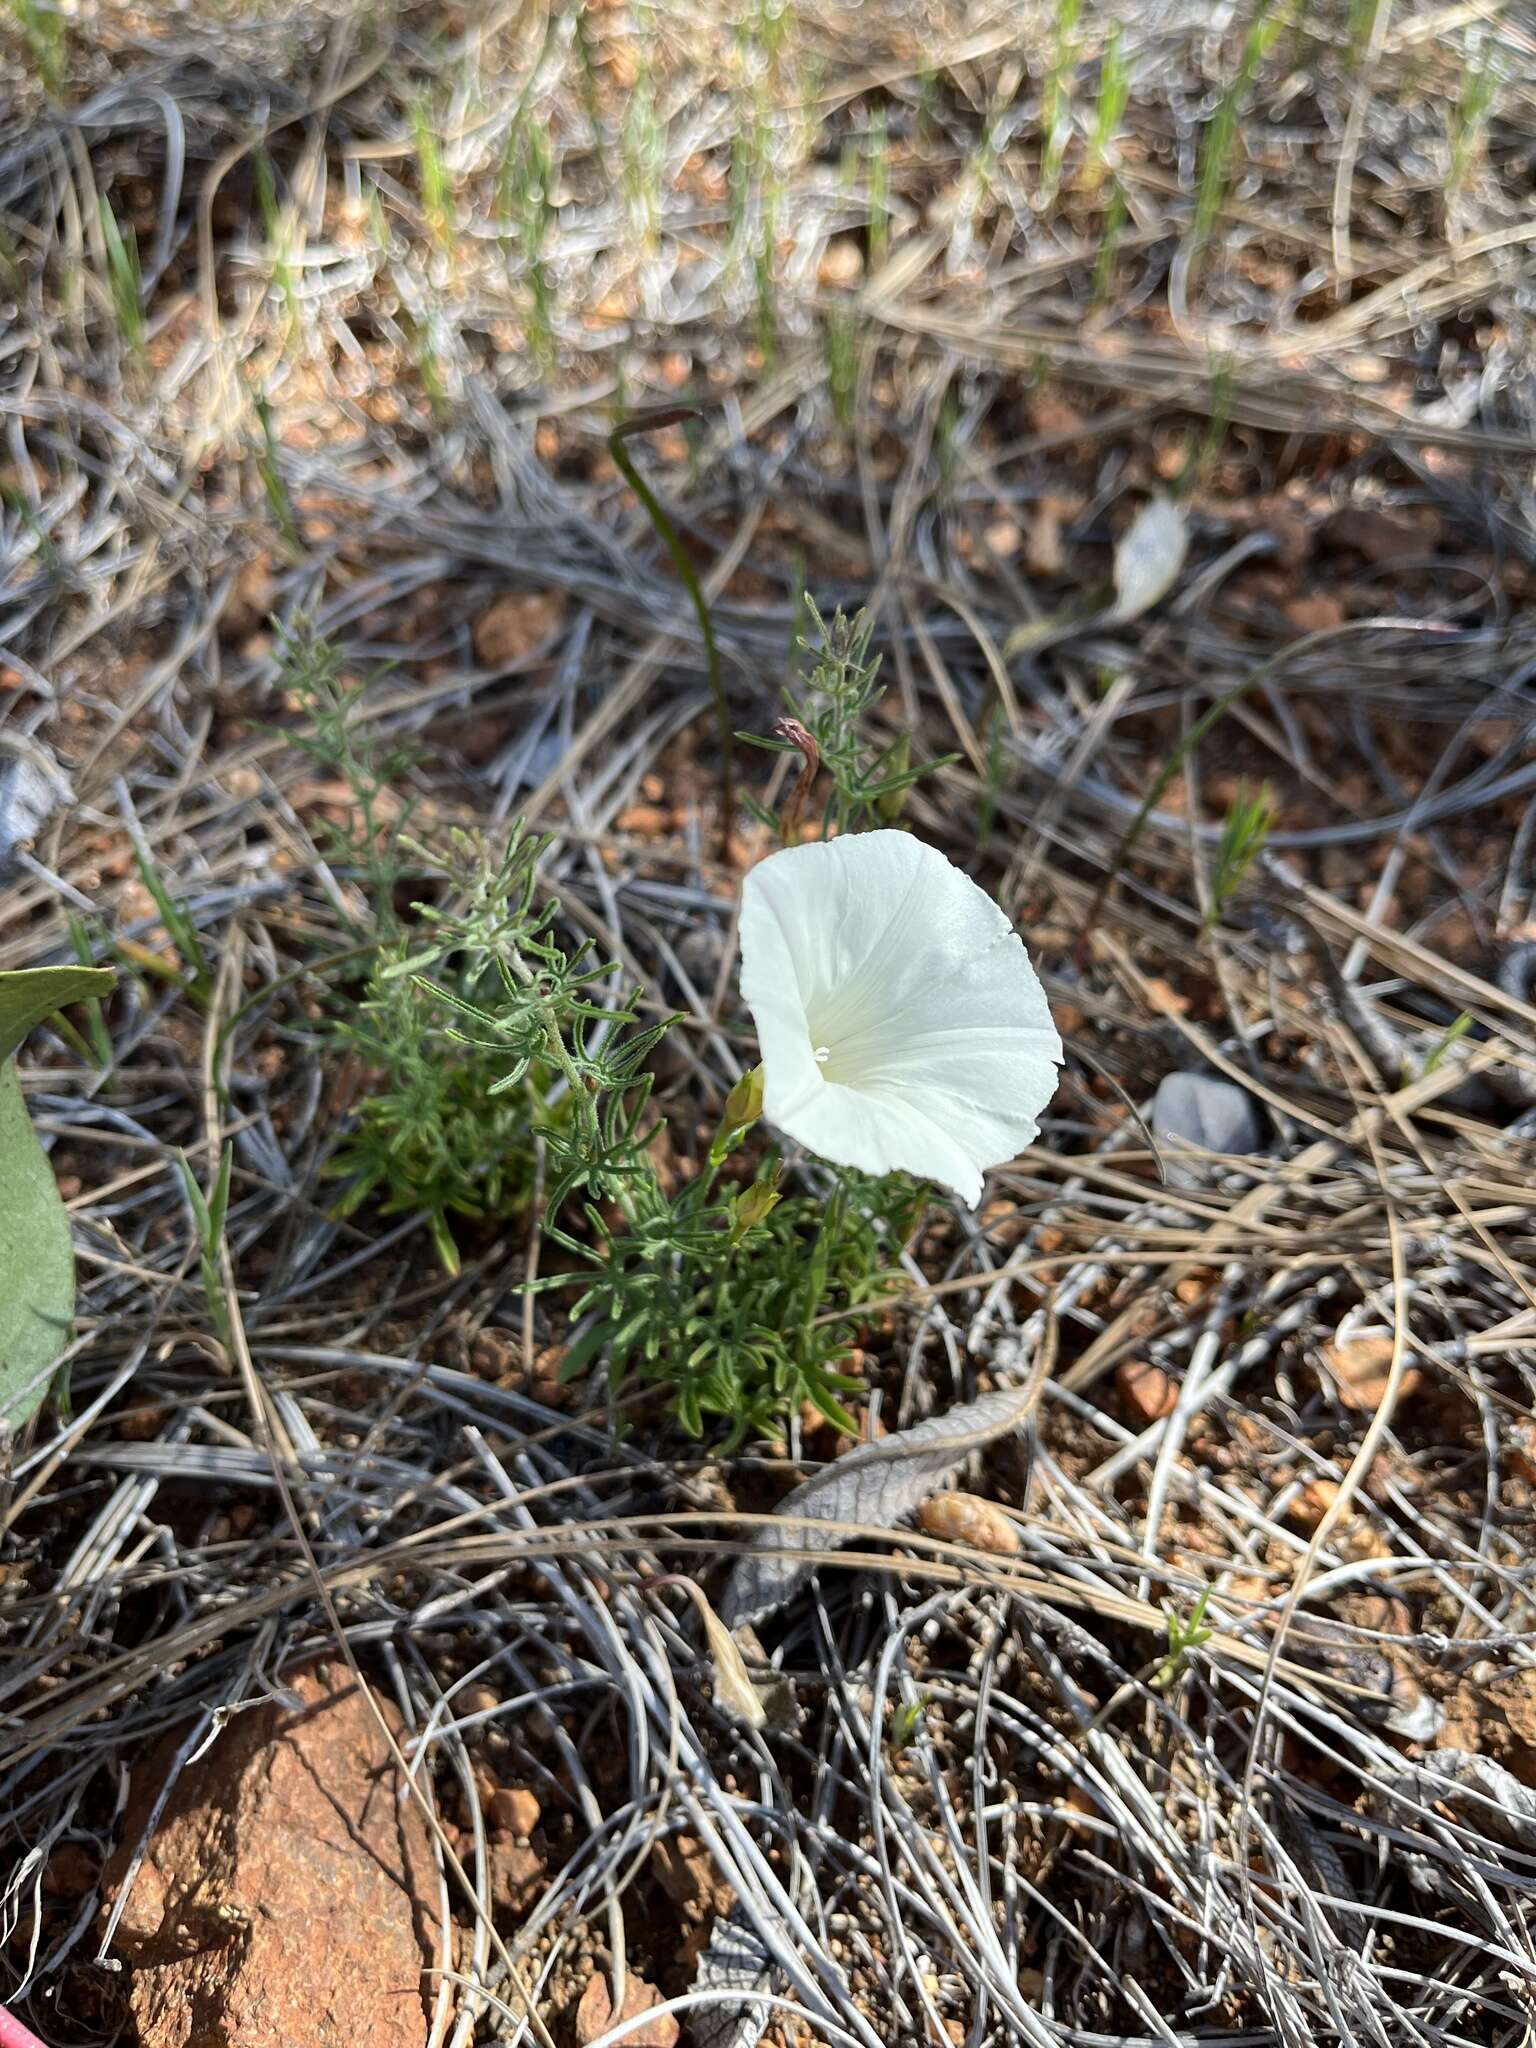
[890, 1690, 931, 1753]
[178, 1144, 234, 1348]
[1153, 1585, 1215, 1689]
[98, 196, 145, 357]
[1206, 779, 1276, 925]
[1421, 1011, 1473, 1076]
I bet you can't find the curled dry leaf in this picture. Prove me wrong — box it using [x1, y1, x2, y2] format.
[720, 1381, 1041, 1628]
[689, 1909, 773, 2048]
[698, 1596, 768, 1728]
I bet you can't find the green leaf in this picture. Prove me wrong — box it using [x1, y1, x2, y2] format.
[0, 1061, 75, 1431]
[0, 966, 116, 1066]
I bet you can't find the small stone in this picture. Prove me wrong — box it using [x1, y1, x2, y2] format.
[1141, 977, 1189, 1016]
[472, 590, 567, 670]
[1321, 1335, 1422, 1413]
[1284, 592, 1345, 634]
[1151, 1073, 1266, 1157]
[575, 1973, 678, 2048]
[1115, 1358, 1178, 1424]
[1508, 1422, 1536, 1485]
[469, 1329, 516, 1381]
[1287, 1479, 1342, 1532]
[488, 1785, 540, 1837]
[816, 237, 863, 287]
[615, 803, 672, 836]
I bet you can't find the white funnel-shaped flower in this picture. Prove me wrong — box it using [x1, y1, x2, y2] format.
[739, 831, 1061, 1206]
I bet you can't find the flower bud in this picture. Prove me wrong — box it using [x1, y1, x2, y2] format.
[731, 1181, 781, 1239]
[722, 1063, 765, 1132]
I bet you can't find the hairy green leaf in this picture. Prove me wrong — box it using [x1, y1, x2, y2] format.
[0, 966, 116, 1066]
[0, 965, 115, 1432]
[0, 1062, 75, 1431]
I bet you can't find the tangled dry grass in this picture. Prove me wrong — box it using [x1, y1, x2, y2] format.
[4, 2, 1536, 2044]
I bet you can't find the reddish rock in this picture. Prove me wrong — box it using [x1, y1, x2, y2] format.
[488, 1784, 540, 1837]
[1322, 1335, 1422, 1413]
[102, 1662, 434, 2048]
[575, 1973, 679, 2048]
[1116, 1358, 1178, 1423]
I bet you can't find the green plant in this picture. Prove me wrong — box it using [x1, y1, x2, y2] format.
[1449, 38, 1499, 192]
[98, 196, 145, 356]
[118, 821, 213, 1005]
[1205, 778, 1275, 924]
[392, 854, 920, 1443]
[324, 831, 608, 1273]
[10, 0, 64, 93]
[0, 965, 115, 1432]
[1087, 28, 1130, 188]
[1153, 1584, 1214, 1689]
[1091, 177, 1127, 303]
[559, 1135, 918, 1449]
[1347, 0, 1386, 63]
[62, 916, 113, 1069]
[824, 303, 859, 433]
[889, 1689, 931, 1753]
[410, 830, 677, 1221]
[1040, 0, 1083, 202]
[412, 100, 452, 250]
[620, 55, 664, 247]
[497, 110, 556, 367]
[866, 105, 890, 271]
[253, 151, 300, 351]
[975, 703, 1007, 845]
[253, 391, 302, 553]
[608, 411, 734, 851]
[741, 599, 954, 839]
[1421, 1010, 1473, 1076]
[279, 627, 415, 929]
[178, 1144, 234, 1347]
[1191, 2, 1291, 258]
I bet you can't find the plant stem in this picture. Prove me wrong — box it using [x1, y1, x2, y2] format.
[608, 409, 734, 856]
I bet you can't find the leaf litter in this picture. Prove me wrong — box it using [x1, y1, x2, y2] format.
[2, 6, 1536, 2048]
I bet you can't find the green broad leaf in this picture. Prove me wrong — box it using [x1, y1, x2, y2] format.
[0, 965, 115, 1433]
[0, 966, 116, 1066]
[0, 1061, 76, 1432]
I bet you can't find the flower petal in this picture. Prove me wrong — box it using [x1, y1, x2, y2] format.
[738, 832, 1062, 1204]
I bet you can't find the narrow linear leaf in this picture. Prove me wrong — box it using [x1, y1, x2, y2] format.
[0, 966, 116, 1065]
[720, 1381, 1042, 1628]
[0, 1061, 75, 1432]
